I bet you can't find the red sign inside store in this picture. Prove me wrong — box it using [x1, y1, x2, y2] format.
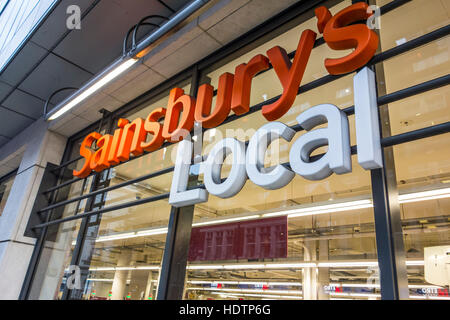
[188, 216, 288, 261]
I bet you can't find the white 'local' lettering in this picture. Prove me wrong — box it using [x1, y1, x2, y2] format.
[169, 67, 382, 207]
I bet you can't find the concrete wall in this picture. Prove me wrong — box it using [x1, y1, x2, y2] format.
[0, 119, 67, 299]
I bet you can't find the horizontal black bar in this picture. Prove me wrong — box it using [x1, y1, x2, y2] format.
[378, 74, 450, 106]
[379, 0, 412, 15]
[44, 176, 83, 194]
[50, 156, 83, 172]
[39, 166, 175, 214]
[32, 192, 170, 230]
[381, 121, 450, 147]
[370, 24, 450, 66]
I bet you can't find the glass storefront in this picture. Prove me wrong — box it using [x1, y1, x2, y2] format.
[22, 0, 450, 300]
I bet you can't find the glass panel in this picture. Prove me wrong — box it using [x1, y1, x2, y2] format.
[29, 141, 178, 299]
[27, 220, 81, 300]
[393, 134, 450, 300]
[377, 0, 450, 136]
[63, 154, 174, 300]
[377, 0, 450, 51]
[186, 154, 378, 300]
[0, 173, 15, 216]
[76, 199, 170, 301]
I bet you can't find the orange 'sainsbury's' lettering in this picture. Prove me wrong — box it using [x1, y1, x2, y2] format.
[73, 2, 378, 178]
[195, 72, 234, 128]
[74, 132, 102, 178]
[315, 2, 379, 75]
[141, 107, 166, 152]
[117, 118, 147, 162]
[162, 88, 196, 143]
[231, 54, 269, 115]
[90, 134, 112, 172]
[262, 29, 317, 121]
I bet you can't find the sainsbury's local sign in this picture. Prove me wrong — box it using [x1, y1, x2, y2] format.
[73, 3, 382, 207]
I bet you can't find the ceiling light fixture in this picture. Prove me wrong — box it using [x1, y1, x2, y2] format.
[318, 261, 378, 268]
[398, 187, 450, 204]
[47, 58, 138, 120]
[211, 292, 302, 300]
[187, 280, 302, 286]
[262, 199, 373, 219]
[329, 283, 442, 289]
[192, 215, 261, 227]
[188, 287, 302, 295]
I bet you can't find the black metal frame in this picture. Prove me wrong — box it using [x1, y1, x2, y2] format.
[19, 0, 450, 300]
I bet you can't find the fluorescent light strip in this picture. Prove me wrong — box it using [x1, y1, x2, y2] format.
[405, 260, 425, 266]
[95, 232, 139, 243]
[187, 280, 302, 286]
[187, 265, 224, 270]
[319, 260, 423, 267]
[263, 200, 373, 218]
[398, 187, 450, 204]
[318, 261, 378, 268]
[187, 262, 317, 270]
[192, 215, 261, 227]
[188, 287, 302, 295]
[89, 265, 159, 271]
[91, 227, 168, 244]
[329, 283, 380, 288]
[211, 292, 302, 300]
[87, 278, 114, 282]
[330, 292, 381, 298]
[48, 58, 138, 120]
[329, 283, 442, 289]
[135, 228, 168, 236]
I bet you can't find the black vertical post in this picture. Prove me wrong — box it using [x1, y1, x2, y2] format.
[157, 205, 195, 300]
[370, 69, 409, 299]
[157, 65, 200, 300]
[371, 163, 409, 300]
[62, 109, 114, 300]
[368, 0, 409, 297]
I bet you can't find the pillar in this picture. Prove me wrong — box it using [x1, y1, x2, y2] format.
[302, 241, 318, 300]
[0, 119, 66, 300]
[317, 239, 330, 300]
[111, 249, 132, 300]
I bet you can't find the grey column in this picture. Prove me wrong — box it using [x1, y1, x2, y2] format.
[302, 241, 318, 300]
[317, 239, 329, 300]
[111, 249, 132, 300]
[0, 119, 66, 299]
